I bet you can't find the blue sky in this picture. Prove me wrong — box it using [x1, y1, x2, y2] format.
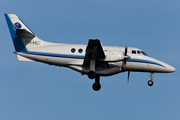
[0, 0, 180, 120]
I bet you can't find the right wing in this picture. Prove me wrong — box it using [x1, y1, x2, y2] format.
[82, 39, 107, 68]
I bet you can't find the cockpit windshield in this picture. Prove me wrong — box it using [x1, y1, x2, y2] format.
[131, 50, 148, 56]
[141, 51, 148, 56]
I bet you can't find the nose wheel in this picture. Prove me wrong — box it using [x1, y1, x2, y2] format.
[148, 80, 153, 86]
[148, 73, 154, 86]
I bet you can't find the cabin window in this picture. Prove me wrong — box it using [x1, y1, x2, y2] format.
[132, 50, 136, 54]
[71, 48, 76, 53]
[78, 49, 83, 53]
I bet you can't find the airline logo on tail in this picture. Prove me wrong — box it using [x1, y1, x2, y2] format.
[13, 22, 21, 30]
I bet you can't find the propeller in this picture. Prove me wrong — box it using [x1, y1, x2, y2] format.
[128, 71, 130, 83]
[124, 46, 128, 56]
[123, 46, 131, 82]
[123, 46, 130, 64]
[124, 47, 131, 83]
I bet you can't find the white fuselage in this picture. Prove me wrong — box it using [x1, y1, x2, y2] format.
[5, 13, 176, 90]
[15, 36, 175, 77]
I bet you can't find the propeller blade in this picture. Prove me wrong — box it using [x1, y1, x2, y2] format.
[128, 71, 130, 83]
[124, 46, 128, 56]
[124, 46, 128, 64]
[124, 59, 127, 64]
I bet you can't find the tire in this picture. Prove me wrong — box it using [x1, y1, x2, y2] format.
[148, 80, 153, 86]
[92, 83, 101, 91]
[88, 71, 96, 79]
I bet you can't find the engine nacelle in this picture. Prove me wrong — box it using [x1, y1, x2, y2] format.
[103, 50, 124, 62]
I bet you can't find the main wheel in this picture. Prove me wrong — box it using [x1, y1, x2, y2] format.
[148, 80, 153, 86]
[92, 83, 101, 91]
[88, 71, 96, 79]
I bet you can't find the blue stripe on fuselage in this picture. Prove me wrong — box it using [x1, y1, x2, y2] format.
[19, 51, 164, 67]
[21, 51, 84, 59]
[127, 58, 165, 67]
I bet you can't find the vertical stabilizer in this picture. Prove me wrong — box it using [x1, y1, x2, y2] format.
[5, 13, 36, 52]
[4, 13, 47, 53]
[5, 14, 35, 39]
[5, 13, 52, 61]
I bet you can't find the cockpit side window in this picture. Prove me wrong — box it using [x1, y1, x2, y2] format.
[132, 50, 136, 54]
[137, 51, 141, 54]
[141, 51, 147, 56]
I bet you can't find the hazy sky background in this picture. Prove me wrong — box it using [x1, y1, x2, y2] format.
[0, 0, 180, 120]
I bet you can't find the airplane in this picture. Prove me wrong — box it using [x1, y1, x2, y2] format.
[4, 13, 175, 91]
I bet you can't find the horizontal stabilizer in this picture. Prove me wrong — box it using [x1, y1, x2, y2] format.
[16, 29, 35, 38]
[17, 55, 34, 61]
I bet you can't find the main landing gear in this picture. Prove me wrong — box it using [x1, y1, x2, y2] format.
[92, 75, 101, 91]
[148, 73, 154, 86]
[87, 70, 101, 91]
[87, 59, 101, 91]
[88, 70, 96, 79]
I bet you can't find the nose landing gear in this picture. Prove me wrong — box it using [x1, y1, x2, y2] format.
[148, 73, 154, 86]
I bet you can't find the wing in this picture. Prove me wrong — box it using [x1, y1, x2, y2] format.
[16, 29, 35, 38]
[83, 39, 107, 68]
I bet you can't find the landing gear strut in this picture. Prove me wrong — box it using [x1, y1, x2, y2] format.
[92, 75, 101, 91]
[88, 59, 96, 79]
[148, 73, 154, 86]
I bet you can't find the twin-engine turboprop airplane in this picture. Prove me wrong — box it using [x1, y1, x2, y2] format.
[5, 13, 175, 91]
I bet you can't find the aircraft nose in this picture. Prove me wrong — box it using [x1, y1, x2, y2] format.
[168, 66, 176, 72]
[148, 57, 175, 73]
[164, 64, 176, 73]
